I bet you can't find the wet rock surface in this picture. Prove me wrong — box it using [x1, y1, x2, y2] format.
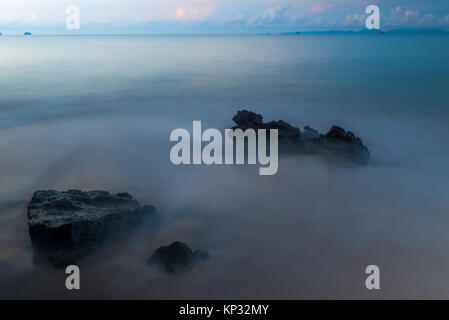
[232, 110, 301, 141]
[231, 110, 370, 164]
[27, 190, 158, 267]
[149, 241, 209, 274]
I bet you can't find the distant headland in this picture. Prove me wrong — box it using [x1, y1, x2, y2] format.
[279, 28, 448, 35]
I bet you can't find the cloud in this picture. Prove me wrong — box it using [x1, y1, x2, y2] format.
[386, 5, 449, 28]
[343, 13, 365, 26]
[246, 5, 292, 26]
[404, 9, 420, 21]
[172, 0, 217, 20]
[308, 3, 336, 15]
[0, 0, 218, 23]
[389, 6, 420, 24]
[417, 14, 436, 26]
[0, 1, 448, 33]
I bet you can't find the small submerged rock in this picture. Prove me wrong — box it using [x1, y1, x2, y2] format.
[231, 110, 370, 164]
[149, 241, 209, 274]
[27, 190, 158, 267]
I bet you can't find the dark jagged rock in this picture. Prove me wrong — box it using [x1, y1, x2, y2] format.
[232, 110, 301, 141]
[27, 190, 158, 267]
[232, 110, 263, 126]
[320, 125, 369, 163]
[149, 241, 209, 274]
[302, 126, 320, 140]
[231, 110, 370, 164]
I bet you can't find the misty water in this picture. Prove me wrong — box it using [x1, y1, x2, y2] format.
[0, 34, 449, 298]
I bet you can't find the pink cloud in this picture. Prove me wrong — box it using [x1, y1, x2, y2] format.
[308, 3, 335, 15]
[173, 0, 217, 20]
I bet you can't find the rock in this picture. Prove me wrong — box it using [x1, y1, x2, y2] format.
[232, 110, 263, 126]
[232, 110, 301, 141]
[27, 190, 158, 267]
[321, 126, 370, 164]
[302, 126, 320, 140]
[231, 110, 370, 164]
[149, 241, 209, 274]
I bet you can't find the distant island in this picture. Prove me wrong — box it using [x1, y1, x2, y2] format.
[24, 32, 32, 35]
[279, 28, 448, 35]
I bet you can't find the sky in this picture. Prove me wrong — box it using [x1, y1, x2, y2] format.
[0, 0, 449, 34]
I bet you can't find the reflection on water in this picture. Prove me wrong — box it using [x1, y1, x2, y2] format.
[0, 35, 449, 298]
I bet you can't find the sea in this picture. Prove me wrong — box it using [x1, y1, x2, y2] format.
[0, 34, 449, 298]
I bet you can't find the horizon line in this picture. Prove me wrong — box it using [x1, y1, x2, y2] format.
[1, 29, 448, 36]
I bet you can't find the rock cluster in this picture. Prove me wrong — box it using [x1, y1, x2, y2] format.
[27, 111, 369, 270]
[231, 110, 370, 164]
